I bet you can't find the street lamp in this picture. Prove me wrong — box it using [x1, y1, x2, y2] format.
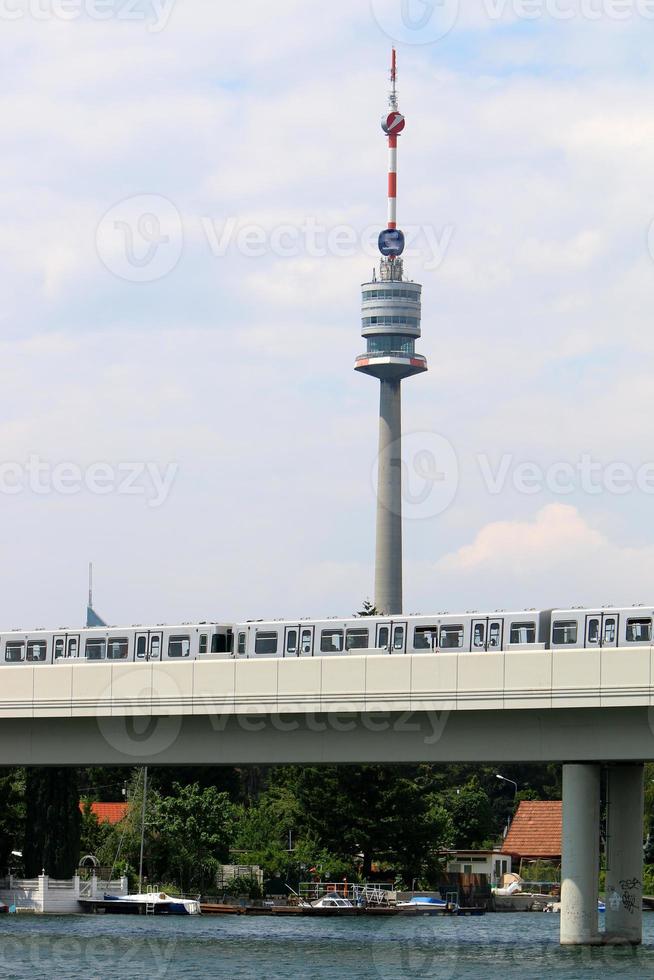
[496, 774, 518, 797]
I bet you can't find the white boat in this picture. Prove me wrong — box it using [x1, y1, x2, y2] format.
[99, 891, 201, 915]
[397, 896, 449, 915]
[300, 893, 360, 915]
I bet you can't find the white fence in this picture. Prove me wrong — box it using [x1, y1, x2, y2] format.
[0, 874, 128, 913]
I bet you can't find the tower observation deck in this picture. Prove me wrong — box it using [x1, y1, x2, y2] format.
[355, 50, 428, 616]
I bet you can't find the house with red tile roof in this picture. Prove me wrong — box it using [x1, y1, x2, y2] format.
[501, 801, 562, 862]
[79, 802, 128, 826]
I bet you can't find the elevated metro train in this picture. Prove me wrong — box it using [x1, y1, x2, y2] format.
[0, 605, 652, 665]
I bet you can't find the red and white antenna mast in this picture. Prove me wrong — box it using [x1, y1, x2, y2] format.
[380, 49, 406, 270]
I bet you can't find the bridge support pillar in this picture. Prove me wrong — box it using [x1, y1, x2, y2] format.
[561, 763, 601, 945]
[604, 763, 644, 945]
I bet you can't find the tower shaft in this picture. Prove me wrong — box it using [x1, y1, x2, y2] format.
[375, 379, 403, 615]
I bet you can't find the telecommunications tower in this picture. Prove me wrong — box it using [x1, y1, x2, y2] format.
[355, 50, 428, 616]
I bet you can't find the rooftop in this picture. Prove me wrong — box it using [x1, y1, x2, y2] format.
[79, 802, 128, 826]
[501, 801, 562, 859]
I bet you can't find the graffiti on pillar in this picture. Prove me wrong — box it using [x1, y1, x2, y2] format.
[619, 878, 642, 914]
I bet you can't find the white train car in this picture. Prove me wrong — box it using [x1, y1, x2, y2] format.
[549, 607, 654, 650]
[0, 622, 234, 665]
[0, 606, 652, 666]
[231, 609, 554, 659]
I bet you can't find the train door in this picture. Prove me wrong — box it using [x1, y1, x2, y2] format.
[375, 622, 391, 651]
[53, 632, 81, 660]
[585, 613, 618, 649]
[471, 618, 504, 652]
[135, 630, 163, 661]
[284, 625, 301, 657]
[391, 621, 407, 654]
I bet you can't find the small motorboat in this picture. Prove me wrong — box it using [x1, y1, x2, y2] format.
[301, 893, 361, 916]
[397, 896, 448, 915]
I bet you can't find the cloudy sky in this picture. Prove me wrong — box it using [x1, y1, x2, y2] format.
[2, 0, 654, 628]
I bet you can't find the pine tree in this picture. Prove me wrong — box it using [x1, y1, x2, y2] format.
[24, 768, 81, 878]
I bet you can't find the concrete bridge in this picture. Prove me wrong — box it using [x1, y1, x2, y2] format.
[0, 648, 651, 946]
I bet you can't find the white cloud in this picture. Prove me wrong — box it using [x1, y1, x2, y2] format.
[430, 504, 654, 610]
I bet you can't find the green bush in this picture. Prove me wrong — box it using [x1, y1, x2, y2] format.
[221, 875, 262, 899]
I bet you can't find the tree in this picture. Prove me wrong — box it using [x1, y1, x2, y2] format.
[152, 783, 235, 892]
[443, 778, 494, 849]
[356, 600, 379, 617]
[79, 801, 113, 860]
[24, 768, 81, 878]
[233, 783, 300, 877]
[0, 769, 24, 872]
[280, 765, 453, 885]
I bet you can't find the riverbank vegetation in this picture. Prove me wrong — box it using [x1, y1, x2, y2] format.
[0, 762, 566, 892]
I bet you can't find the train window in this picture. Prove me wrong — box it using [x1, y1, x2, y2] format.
[107, 638, 128, 660]
[509, 623, 536, 644]
[301, 629, 313, 655]
[321, 629, 344, 653]
[27, 641, 47, 662]
[212, 634, 228, 654]
[346, 628, 369, 651]
[587, 619, 600, 645]
[286, 630, 298, 655]
[626, 618, 652, 642]
[393, 626, 405, 651]
[136, 636, 147, 659]
[489, 623, 501, 648]
[5, 641, 25, 663]
[68, 637, 78, 658]
[237, 632, 246, 655]
[473, 624, 485, 648]
[255, 632, 278, 655]
[54, 638, 65, 659]
[168, 635, 191, 658]
[604, 619, 616, 645]
[378, 627, 390, 648]
[150, 636, 161, 659]
[553, 621, 578, 645]
[199, 634, 208, 654]
[85, 639, 106, 660]
[414, 626, 438, 650]
[440, 625, 464, 649]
